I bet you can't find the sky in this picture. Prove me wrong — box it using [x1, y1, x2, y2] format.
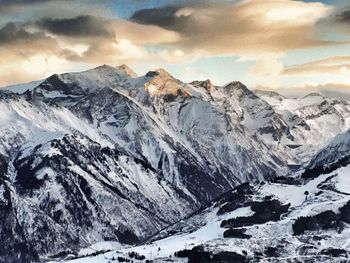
[1, 0, 350, 94]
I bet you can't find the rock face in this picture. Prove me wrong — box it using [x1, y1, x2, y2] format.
[1, 65, 350, 262]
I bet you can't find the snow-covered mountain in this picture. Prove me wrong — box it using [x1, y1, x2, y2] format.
[62, 133, 350, 262]
[255, 90, 350, 164]
[1, 65, 350, 262]
[303, 128, 350, 179]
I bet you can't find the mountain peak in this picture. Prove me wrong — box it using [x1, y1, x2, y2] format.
[223, 81, 252, 94]
[92, 64, 137, 77]
[93, 64, 116, 72]
[190, 79, 214, 91]
[116, 64, 137, 77]
[144, 68, 189, 98]
[254, 89, 285, 99]
[218, 81, 258, 101]
[145, 68, 173, 79]
[224, 81, 246, 88]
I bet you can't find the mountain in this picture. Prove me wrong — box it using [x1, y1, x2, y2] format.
[255, 90, 350, 164]
[303, 128, 350, 179]
[1, 65, 350, 262]
[63, 133, 350, 262]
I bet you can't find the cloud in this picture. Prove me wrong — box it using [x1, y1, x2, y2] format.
[110, 19, 180, 45]
[131, 0, 333, 56]
[0, 22, 61, 63]
[0, 53, 88, 87]
[0, 12, 182, 58]
[0, 0, 55, 7]
[268, 83, 350, 100]
[0, 0, 344, 88]
[131, 6, 179, 28]
[284, 56, 350, 76]
[278, 56, 350, 89]
[0, 0, 110, 22]
[0, 13, 191, 86]
[334, 9, 350, 24]
[248, 57, 285, 88]
[318, 6, 350, 38]
[0, 22, 46, 44]
[36, 15, 115, 38]
[0, 0, 56, 3]
[178, 66, 208, 82]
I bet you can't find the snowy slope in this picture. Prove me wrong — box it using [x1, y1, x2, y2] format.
[61, 163, 350, 262]
[0, 133, 195, 263]
[2, 80, 44, 94]
[302, 128, 350, 180]
[48, 131, 350, 262]
[255, 90, 350, 164]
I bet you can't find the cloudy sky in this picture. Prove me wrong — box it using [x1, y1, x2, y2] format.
[0, 0, 350, 93]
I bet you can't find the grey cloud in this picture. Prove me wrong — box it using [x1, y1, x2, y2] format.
[0, 0, 53, 3]
[0, 22, 46, 44]
[36, 15, 114, 38]
[336, 9, 350, 23]
[131, 6, 182, 29]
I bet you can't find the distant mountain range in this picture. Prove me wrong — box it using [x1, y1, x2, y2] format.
[1, 65, 350, 262]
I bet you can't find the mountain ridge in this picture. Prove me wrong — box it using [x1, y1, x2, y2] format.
[1, 64, 350, 262]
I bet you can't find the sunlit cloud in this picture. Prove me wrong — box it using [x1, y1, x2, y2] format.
[0, 0, 348, 90]
[284, 56, 350, 76]
[280, 55, 350, 89]
[0, 54, 82, 86]
[131, 0, 334, 56]
[248, 57, 284, 88]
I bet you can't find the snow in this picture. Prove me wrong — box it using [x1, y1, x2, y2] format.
[260, 172, 332, 207]
[124, 206, 252, 259]
[77, 242, 123, 257]
[57, 65, 136, 93]
[259, 93, 326, 112]
[40, 90, 82, 98]
[35, 167, 55, 180]
[2, 80, 43, 94]
[57, 206, 252, 263]
[0, 100, 63, 156]
[331, 165, 350, 194]
[145, 84, 159, 95]
[56, 158, 350, 263]
[254, 89, 350, 166]
[0, 96, 114, 160]
[53, 253, 115, 263]
[0, 184, 5, 202]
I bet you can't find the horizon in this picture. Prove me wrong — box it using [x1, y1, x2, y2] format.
[1, 0, 350, 93]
